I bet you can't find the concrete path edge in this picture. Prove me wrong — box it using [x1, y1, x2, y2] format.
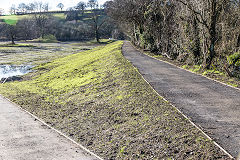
[122, 42, 234, 159]
[0, 94, 104, 160]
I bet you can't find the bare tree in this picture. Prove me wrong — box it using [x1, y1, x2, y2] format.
[87, 0, 98, 9]
[65, 7, 79, 22]
[43, 3, 49, 12]
[33, 2, 51, 38]
[0, 8, 4, 15]
[17, 18, 37, 41]
[28, 3, 37, 13]
[75, 1, 86, 16]
[91, 10, 107, 42]
[87, 0, 108, 42]
[57, 3, 64, 11]
[4, 24, 17, 44]
[10, 5, 17, 15]
[18, 3, 27, 13]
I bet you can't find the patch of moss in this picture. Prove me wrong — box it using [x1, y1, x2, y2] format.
[182, 65, 188, 69]
[226, 82, 238, 88]
[228, 52, 240, 67]
[189, 65, 201, 72]
[202, 69, 225, 77]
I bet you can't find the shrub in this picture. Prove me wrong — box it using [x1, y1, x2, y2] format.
[227, 52, 240, 78]
[33, 34, 58, 43]
[43, 34, 57, 41]
[228, 52, 240, 67]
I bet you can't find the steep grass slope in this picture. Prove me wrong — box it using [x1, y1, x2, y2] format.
[0, 41, 230, 159]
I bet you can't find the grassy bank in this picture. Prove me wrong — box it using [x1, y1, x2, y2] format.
[0, 41, 230, 159]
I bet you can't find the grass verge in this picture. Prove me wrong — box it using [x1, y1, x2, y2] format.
[0, 41, 230, 159]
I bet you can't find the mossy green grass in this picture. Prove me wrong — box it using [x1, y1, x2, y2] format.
[0, 42, 120, 97]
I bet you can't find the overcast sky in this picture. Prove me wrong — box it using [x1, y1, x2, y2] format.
[0, 0, 108, 14]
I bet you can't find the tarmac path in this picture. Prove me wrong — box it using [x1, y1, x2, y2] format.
[122, 41, 240, 158]
[0, 95, 100, 160]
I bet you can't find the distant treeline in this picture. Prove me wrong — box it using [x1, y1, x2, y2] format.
[0, 0, 125, 43]
[15, 11, 67, 15]
[14, 9, 103, 16]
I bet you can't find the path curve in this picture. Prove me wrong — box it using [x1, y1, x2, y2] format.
[0, 95, 100, 160]
[122, 41, 240, 158]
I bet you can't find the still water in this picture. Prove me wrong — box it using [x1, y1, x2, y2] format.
[0, 65, 32, 79]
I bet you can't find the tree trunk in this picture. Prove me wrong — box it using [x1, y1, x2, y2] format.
[95, 25, 100, 43]
[11, 35, 15, 45]
[192, 16, 201, 63]
[237, 34, 240, 48]
[206, 0, 217, 69]
[41, 27, 45, 39]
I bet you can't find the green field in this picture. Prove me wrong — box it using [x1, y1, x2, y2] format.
[0, 13, 64, 24]
[0, 10, 104, 24]
[0, 15, 28, 25]
[52, 13, 66, 19]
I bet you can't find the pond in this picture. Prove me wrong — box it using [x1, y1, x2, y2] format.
[0, 65, 32, 80]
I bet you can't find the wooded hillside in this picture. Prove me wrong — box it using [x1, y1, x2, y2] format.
[106, 0, 240, 77]
[0, 1, 119, 42]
